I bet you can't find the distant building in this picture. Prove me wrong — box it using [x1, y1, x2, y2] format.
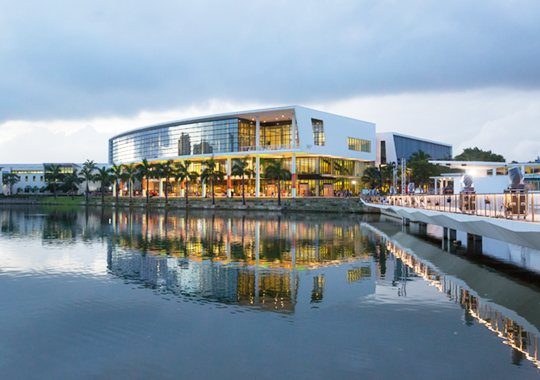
[0, 163, 107, 195]
[376, 132, 452, 166]
[178, 132, 191, 156]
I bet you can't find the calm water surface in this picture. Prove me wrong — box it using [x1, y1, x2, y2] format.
[1, 206, 539, 379]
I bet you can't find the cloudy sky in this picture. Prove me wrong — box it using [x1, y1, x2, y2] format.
[1, 0, 539, 163]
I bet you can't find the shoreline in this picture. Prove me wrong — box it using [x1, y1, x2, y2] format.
[0, 196, 379, 214]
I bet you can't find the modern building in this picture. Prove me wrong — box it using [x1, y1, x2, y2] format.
[376, 132, 452, 166]
[0, 163, 107, 195]
[109, 106, 377, 197]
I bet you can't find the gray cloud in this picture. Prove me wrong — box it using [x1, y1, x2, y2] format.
[1, 0, 540, 122]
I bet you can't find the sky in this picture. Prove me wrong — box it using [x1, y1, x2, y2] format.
[1, 0, 540, 163]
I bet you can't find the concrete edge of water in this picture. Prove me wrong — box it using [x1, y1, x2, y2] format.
[0, 197, 381, 214]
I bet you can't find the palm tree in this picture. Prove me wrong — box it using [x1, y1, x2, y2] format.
[45, 164, 62, 199]
[121, 163, 137, 203]
[110, 163, 124, 203]
[362, 166, 381, 191]
[201, 157, 225, 205]
[263, 158, 291, 206]
[160, 160, 175, 205]
[380, 162, 397, 191]
[232, 157, 255, 206]
[94, 166, 112, 204]
[174, 160, 199, 205]
[409, 150, 437, 189]
[2, 173, 20, 196]
[63, 169, 83, 200]
[136, 159, 154, 205]
[81, 160, 97, 202]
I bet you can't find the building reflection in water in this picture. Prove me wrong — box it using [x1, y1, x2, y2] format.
[1, 206, 539, 369]
[364, 223, 540, 370]
[108, 210, 375, 314]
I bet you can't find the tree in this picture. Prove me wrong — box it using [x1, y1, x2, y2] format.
[45, 164, 62, 199]
[94, 166, 112, 204]
[263, 158, 291, 206]
[2, 173, 20, 195]
[121, 163, 137, 203]
[454, 147, 505, 162]
[232, 157, 254, 206]
[81, 160, 97, 202]
[160, 160, 175, 205]
[361, 166, 380, 190]
[409, 150, 440, 189]
[110, 163, 124, 203]
[380, 162, 397, 191]
[136, 159, 154, 205]
[201, 157, 225, 205]
[174, 160, 199, 205]
[63, 169, 83, 200]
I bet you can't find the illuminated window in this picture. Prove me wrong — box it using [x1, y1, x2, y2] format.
[25, 176, 28, 182]
[33, 176, 36, 181]
[347, 137, 371, 152]
[312, 119, 325, 146]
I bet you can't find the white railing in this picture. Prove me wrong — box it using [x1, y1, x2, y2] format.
[365, 193, 539, 223]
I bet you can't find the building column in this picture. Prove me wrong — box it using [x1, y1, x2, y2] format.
[159, 179, 163, 197]
[291, 153, 297, 198]
[113, 182, 117, 197]
[256, 155, 260, 198]
[291, 113, 297, 149]
[434, 179, 438, 195]
[256, 116, 260, 150]
[227, 157, 232, 198]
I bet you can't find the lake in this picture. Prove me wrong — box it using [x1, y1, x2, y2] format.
[1, 206, 539, 379]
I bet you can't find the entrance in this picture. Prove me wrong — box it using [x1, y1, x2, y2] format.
[323, 184, 334, 197]
[267, 184, 276, 197]
[299, 183, 309, 197]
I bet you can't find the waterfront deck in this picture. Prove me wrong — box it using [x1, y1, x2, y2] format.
[361, 194, 540, 249]
[365, 193, 540, 223]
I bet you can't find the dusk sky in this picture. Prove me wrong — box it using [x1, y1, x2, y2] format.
[2, 1, 540, 163]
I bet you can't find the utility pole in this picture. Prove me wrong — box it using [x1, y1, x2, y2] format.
[392, 162, 397, 192]
[401, 159, 406, 195]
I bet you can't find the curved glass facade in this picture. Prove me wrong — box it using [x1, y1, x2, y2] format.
[109, 118, 246, 164]
[109, 118, 299, 164]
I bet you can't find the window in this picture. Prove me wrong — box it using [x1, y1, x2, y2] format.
[380, 141, 386, 164]
[312, 119, 325, 146]
[348, 137, 371, 152]
[33, 176, 36, 181]
[25, 176, 28, 182]
[40, 176, 43, 182]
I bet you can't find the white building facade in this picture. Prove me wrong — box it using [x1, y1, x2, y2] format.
[109, 106, 376, 197]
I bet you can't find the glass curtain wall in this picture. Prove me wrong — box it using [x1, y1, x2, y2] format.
[110, 119, 241, 163]
[260, 121, 299, 148]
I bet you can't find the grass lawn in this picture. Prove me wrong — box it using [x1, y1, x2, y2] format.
[40, 196, 86, 205]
